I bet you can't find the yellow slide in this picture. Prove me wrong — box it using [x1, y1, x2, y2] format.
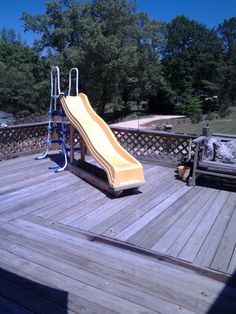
[60, 93, 145, 191]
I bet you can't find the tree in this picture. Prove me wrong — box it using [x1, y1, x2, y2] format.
[22, 0, 137, 115]
[0, 32, 49, 115]
[22, 0, 167, 116]
[218, 17, 236, 104]
[0, 28, 22, 43]
[175, 93, 202, 123]
[162, 16, 223, 114]
[79, 0, 139, 115]
[131, 13, 166, 112]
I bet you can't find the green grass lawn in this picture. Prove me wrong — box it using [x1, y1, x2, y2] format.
[143, 107, 236, 136]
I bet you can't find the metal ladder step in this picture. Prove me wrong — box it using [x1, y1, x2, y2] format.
[48, 110, 66, 116]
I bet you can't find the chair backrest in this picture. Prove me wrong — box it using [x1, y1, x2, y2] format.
[202, 134, 236, 165]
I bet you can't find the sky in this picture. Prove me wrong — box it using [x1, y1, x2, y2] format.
[0, 0, 235, 45]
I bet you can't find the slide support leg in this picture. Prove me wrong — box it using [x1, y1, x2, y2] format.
[70, 124, 75, 164]
[80, 136, 86, 164]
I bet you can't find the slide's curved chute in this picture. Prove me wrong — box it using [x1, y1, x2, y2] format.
[60, 93, 145, 191]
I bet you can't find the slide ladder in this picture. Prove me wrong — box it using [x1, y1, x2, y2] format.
[36, 66, 68, 172]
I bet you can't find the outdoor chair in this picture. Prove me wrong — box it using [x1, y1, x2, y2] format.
[188, 133, 236, 186]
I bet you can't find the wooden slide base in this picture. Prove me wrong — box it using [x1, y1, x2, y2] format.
[67, 161, 139, 197]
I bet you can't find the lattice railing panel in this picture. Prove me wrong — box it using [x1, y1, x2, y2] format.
[1, 123, 197, 165]
[111, 127, 196, 165]
[0, 123, 48, 159]
[0, 122, 82, 160]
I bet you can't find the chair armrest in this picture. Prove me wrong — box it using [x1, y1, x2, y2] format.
[192, 136, 206, 164]
[191, 136, 206, 183]
[193, 136, 206, 144]
[212, 133, 236, 139]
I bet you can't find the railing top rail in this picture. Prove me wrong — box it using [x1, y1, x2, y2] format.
[0, 122, 198, 139]
[0, 121, 48, 130]
[110, 126, 198, 139]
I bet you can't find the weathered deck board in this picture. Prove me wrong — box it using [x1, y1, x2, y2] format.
[1, 214, 236, 314]
[0, 173, 82, 225]
[210, 202, 236, 274]
[178, 191, 230, 262]
[120, 186, 203, 247]
[194, 192, 236, 270]
[228, 246, 236, 274]
[33, 182, 104, 219]
[61, 165, 170, 228]
[1, 153, 236, 313]
[74, 169, 179, 233]
[150, 188, 219, 253]
[118, 185, 189, 238]
[166, 189, 220, 258]
[1, 153, 236, 276]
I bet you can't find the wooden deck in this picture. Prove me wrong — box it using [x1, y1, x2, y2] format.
[1, 153, 236, 313]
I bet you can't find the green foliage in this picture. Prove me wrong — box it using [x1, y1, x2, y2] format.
[206, 111, 219, 121]
[217, 18, 236, 103]
[175, 94, 202, 123]
[163, 15, 223, 114]
[0, 28, 22, 43]
[21, 0, 167, 116]
[218, 96, 231, 118]
[134, 14, 166, 95]
[219, 102, 231, 118]
[0, 34, 49, 115]
[0, 2, 235, 123]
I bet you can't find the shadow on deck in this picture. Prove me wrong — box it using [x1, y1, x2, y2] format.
[0, 268, 68, 313]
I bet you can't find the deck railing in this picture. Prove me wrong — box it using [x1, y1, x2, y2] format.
[0, 122, 48, 160]
[112, 127, 196, 166]
[0, 122, 197, 166]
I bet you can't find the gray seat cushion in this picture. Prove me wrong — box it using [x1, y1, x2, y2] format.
[213, 140, 236, 164]
[202, 137, 236, 164]
[203, 137, 219, 161]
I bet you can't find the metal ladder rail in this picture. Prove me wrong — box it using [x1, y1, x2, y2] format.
[51, 67, 80, 172]
[35, 66, 68, 172]
[55, 102, 68, 172]
[49, 66, 68, 172]
[63, 68, 80, 159]
[68, 67, 79, 97]
[36, 66, 61, 160]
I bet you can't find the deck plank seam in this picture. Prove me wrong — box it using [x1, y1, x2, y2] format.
[17, 213, 236, 285]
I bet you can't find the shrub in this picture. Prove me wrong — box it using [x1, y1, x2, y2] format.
[191, 111, 202, 124]
[175, 94, 202, 123]
[206, 111, 219, 120]
[218, 102, 231, 118]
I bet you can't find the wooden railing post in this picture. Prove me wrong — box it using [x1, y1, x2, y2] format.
[69, 124, 75, 164]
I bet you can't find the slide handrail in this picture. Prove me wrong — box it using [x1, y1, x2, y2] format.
[68, 68, 79, 96]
